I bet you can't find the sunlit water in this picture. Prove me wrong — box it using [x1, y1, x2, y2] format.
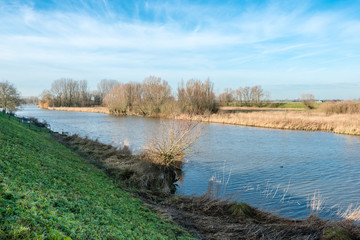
[17, 105, 360, 220]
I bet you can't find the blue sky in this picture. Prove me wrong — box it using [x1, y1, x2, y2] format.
[1, 0, 360, 99]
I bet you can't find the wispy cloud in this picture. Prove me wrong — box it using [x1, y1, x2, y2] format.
[0, 0, 360, 99]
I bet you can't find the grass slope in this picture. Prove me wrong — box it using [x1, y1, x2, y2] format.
[0, 114, 193, 239]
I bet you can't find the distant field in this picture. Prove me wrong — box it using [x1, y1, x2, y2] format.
[0, 113, 192, 239]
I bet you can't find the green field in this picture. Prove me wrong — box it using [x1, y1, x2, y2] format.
[0, 113, 193, 239]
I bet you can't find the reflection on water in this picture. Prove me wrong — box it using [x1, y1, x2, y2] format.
[17, 105, 360, 220]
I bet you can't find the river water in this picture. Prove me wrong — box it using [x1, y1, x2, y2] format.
[17, 105, 360, 220]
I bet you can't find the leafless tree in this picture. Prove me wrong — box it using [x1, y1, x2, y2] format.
[218, 88, 234, 106]
[46, 79, 91, 107]
[178, 78, 217, 114]
[97, 79, 118, 104]
[302, 93, 315, 109]
[233, 85, 267, 107]
[250, 85, 266, 107]
[242, 86, 251, 106]
[139, 76, 172, 115]
[0, 81, 21, 113]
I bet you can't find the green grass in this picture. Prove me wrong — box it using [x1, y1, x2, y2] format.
[0, 113, 193, 239]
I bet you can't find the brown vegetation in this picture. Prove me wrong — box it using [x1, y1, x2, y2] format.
[173, 111, 360, 135]
[143, 120, 201, 168]
[39, 78, 101, 108]
[319, 101, 360, 114]
[48, 106, 110, 114]
[102, 77, 217, 116]
[302, 93, 316, 109]
[177, 78, 217, 114]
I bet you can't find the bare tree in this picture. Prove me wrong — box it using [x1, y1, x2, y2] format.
[218, 88, 234, 106]
[242, 86, 251, 106]
[46, 79, 91, 107]
[302, 93, 315, 109]
[0, 81, 21, 113]
[178, 78, 217, 114]
[103, 83, 129, 114]
[97, 79, 118, 104]
[139, 76, 172, 115]
[250, 85, 266, 107]
[234, 88, 243, 105]
[234, 85, 268, 107]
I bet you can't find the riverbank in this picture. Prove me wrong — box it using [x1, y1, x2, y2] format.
[2, 113, 360, 239]
[50, 124, 360, 239]
[47, 106, 360, 136]
[0, 113, 192, 239]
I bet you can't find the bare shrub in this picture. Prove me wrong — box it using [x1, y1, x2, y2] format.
[144, 120, 201, 168]
[103, 83, 129, 114]
[139, 76, 173, 116]
[177, 78, 217, 114]
[319, 101, 360, 114]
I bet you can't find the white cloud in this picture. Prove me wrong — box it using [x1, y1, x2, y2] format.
[0, 0, 360, 98]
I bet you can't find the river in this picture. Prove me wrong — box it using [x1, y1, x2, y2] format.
[17, 105, 360, 220]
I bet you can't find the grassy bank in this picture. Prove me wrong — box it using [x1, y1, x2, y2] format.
[0, 113, 192, 239]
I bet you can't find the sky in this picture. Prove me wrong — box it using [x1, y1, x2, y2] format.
[0, 0, 360, 99]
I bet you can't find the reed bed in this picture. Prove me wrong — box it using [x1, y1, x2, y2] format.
[174, 111, 360, 135]
[48, 106, 110, 114]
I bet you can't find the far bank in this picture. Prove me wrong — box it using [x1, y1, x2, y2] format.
[46, 106, 360, 136]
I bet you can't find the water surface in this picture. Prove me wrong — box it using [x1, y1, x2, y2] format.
[17, 105, 360, 220]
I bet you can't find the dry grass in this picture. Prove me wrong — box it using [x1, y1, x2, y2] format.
[308, 192, 326, 216]
[48, 106, 110, 114]
[174, 111, 360, 135]
[53, 133, 180, 194]
[338, 204, 360, 222]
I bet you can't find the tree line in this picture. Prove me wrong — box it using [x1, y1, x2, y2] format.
[38, 76, 269, 115]
[218, 86, 268, 107]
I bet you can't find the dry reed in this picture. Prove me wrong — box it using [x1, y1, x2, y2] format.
[174, 111, 360, 135]
[48, 106, 110, 114]
[338, 204, 360, 222]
